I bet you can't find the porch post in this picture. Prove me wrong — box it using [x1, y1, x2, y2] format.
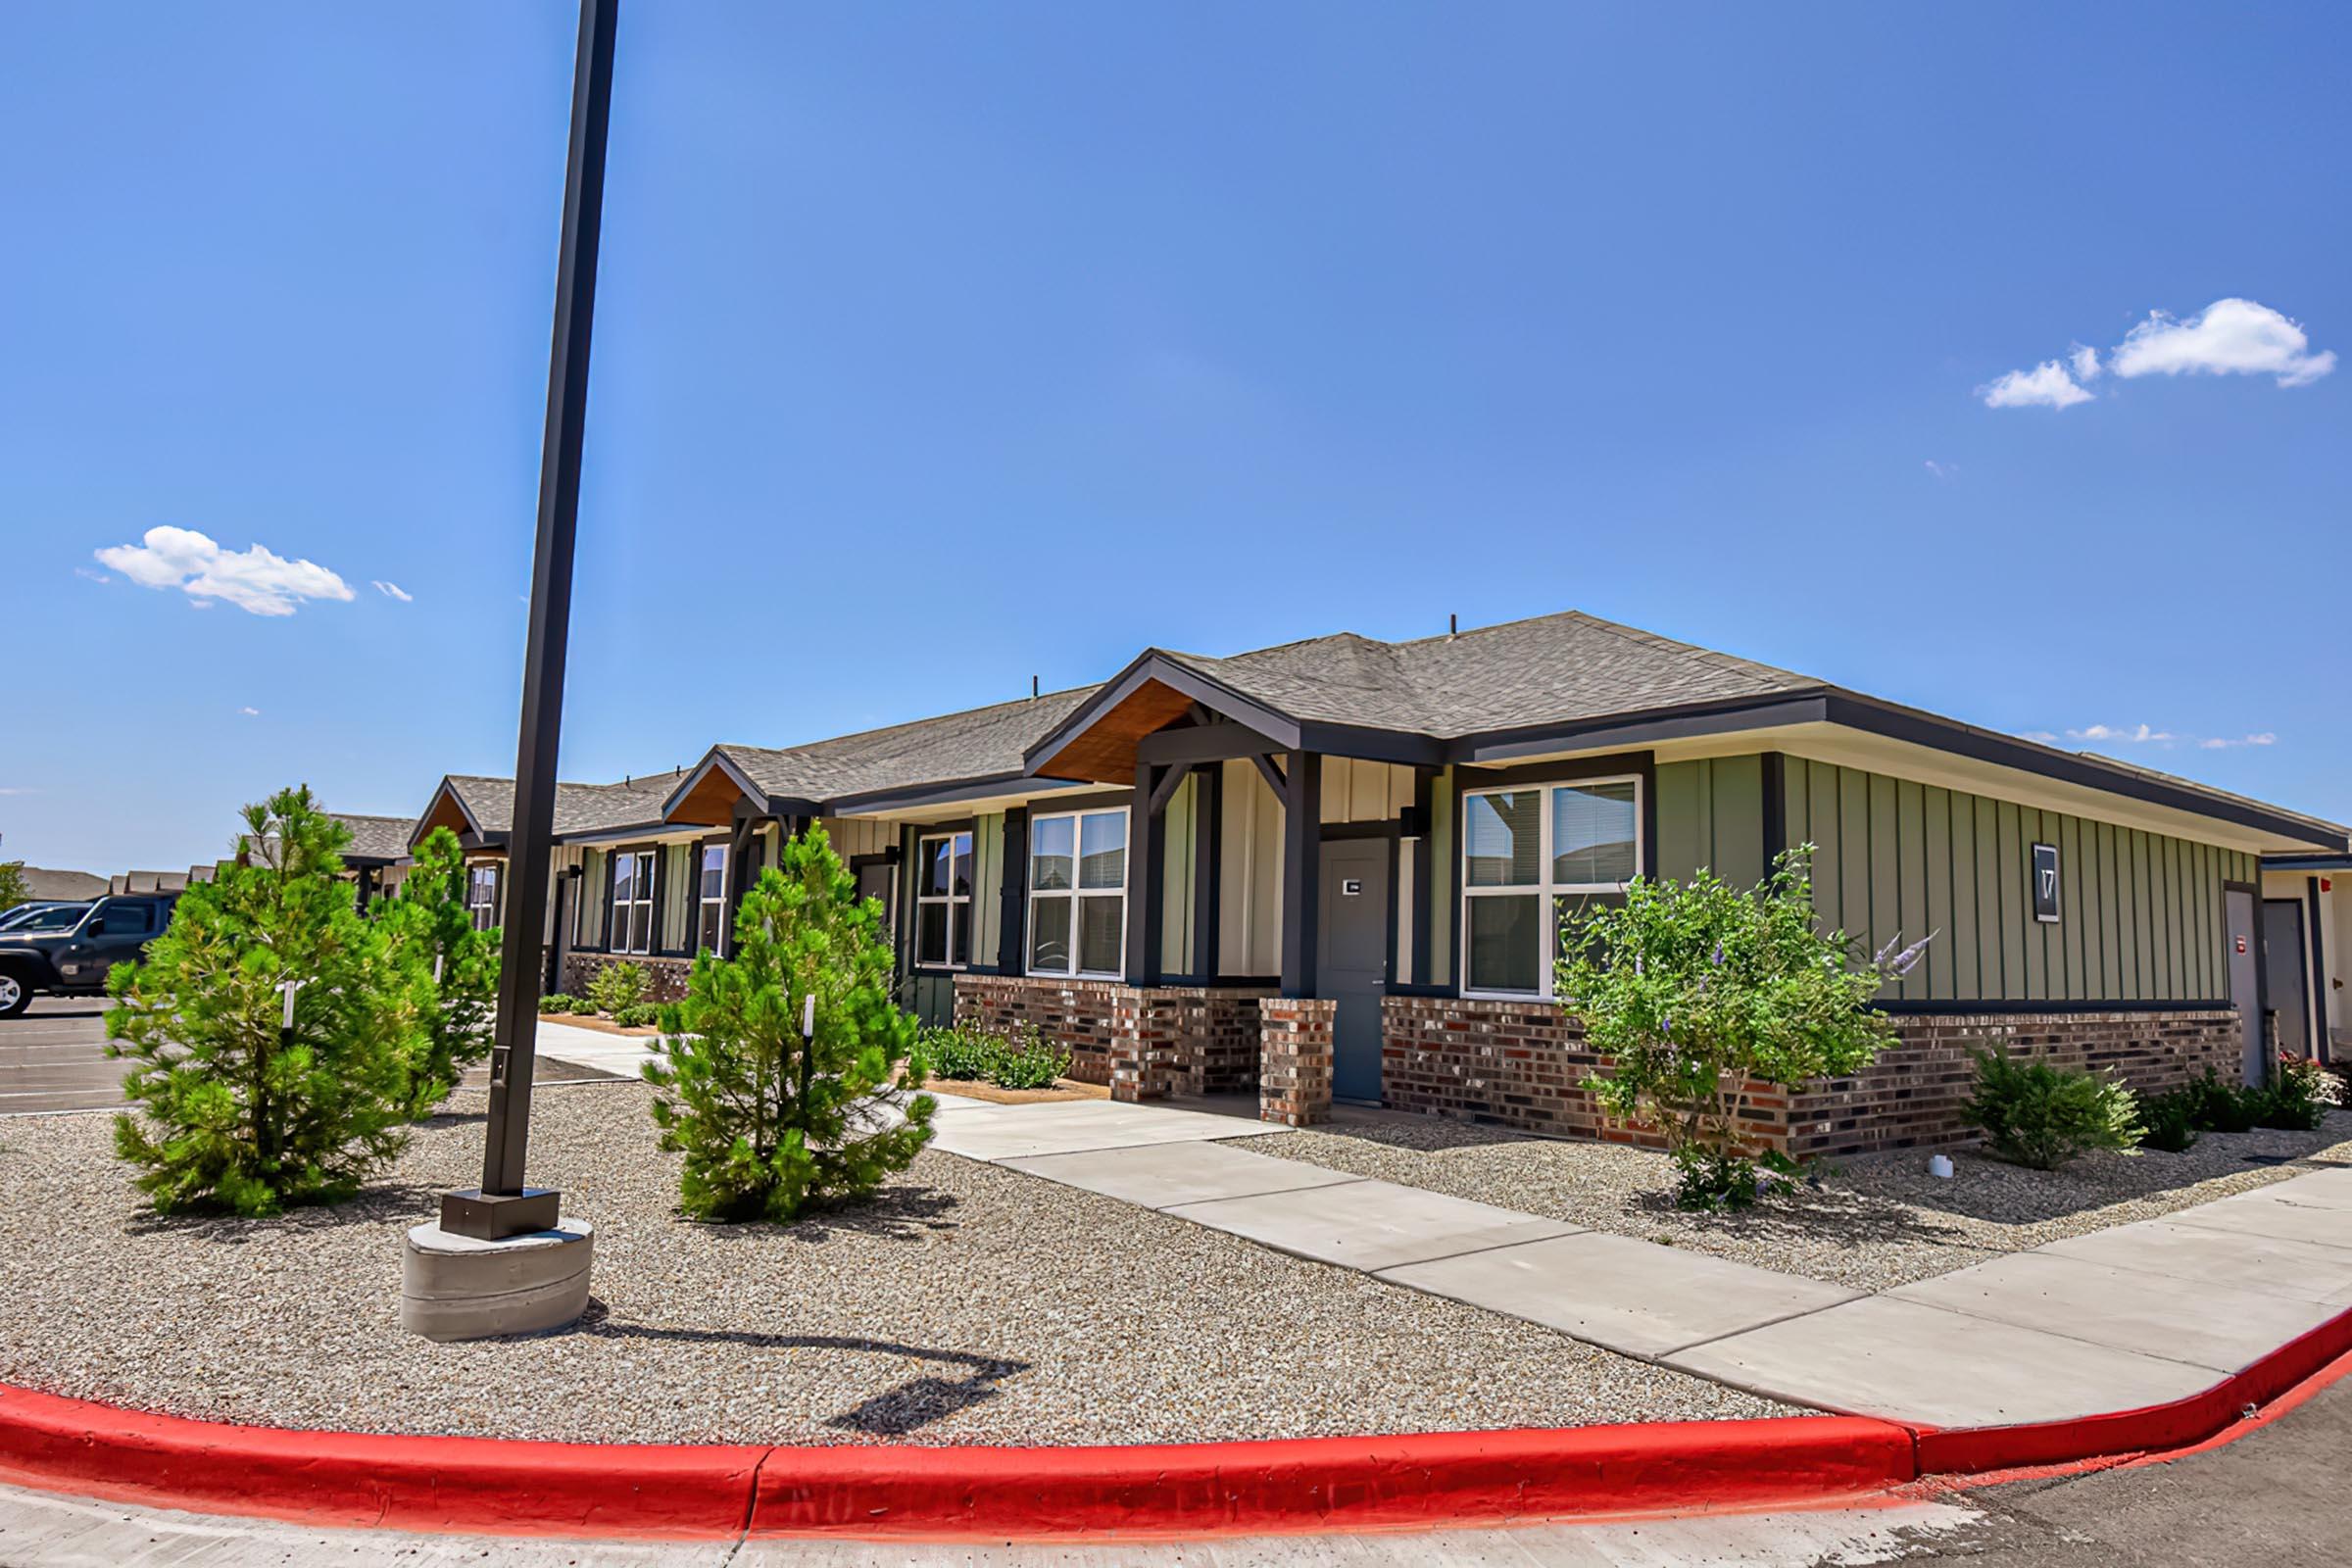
[1280, 750, 1321, 997]
[1127, 764, 1165, 985]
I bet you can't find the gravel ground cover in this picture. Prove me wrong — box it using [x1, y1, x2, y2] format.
[0, 1084, 1796, 1446]
[1246, 1112, 2352, 1293]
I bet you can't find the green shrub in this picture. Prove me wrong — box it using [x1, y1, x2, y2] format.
[990, 1026, 1072, 1090]
[539, 994, 576, 1014]
[2185, 1067, 2262, 1134]
[105, 787, 429, 1215]
[2254, 1054, 2331, 1132]
[565, 995, 598, 1014]
[376, 825, 500, 1116]
[645, 825, 933, 1222]
[1961, 1047, 2143, 1170]
[922, 1024, 1003, 1082]
[1558, 846, 1929, 1210]
[612, 1002, 661, 1030]
[2136, 1085, 2202, 1152]
[587, 960, 647, 1016]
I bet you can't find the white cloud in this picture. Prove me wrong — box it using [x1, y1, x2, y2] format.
[1924, 460, 1958, 480]
[371, 579, 414, 603]
[2069, 722, 2174, 744]
[2048, 722, 2278, 752]
[2112, 298, 2335, 387]
[1983, 360, 2094, 410]
[93, 526, 354, 617]
[74, 565, 112, 584]
[238, 706, 261, 717]
[0, 787, 36, 797]
[2070, 344, 2101, 381]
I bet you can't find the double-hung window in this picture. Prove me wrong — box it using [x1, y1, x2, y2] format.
[1027, 808, 1127, 977]
[466, 863, 501, 932]
[915, 830, 973, 967]
[1460, 776, 1640, 998]
[695, 844, 728, 955]
[612, 850, 655, 956]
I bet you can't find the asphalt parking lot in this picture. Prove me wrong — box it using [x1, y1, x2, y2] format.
[0, 997, 618, 1116]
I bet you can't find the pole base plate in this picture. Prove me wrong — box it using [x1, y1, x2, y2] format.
[438, 1187, 563, 1241]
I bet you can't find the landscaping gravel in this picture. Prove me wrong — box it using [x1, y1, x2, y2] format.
[0, 1084, 1797, 1446]
[1246, 1112, 2352, 1293]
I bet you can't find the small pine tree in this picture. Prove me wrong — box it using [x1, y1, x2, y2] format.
[106, 786, 431, 1215]
[646, 824, 935, 1222]
[377, 825, 500, 1116]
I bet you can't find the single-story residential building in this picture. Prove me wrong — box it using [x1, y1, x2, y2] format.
[327, 812, 419, 909]
[415, 611, 2350, 1155]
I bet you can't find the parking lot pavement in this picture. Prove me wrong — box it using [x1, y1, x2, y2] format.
[0, 997, 617, 1117]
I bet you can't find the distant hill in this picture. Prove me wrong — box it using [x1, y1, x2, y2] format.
[18, 867, 107, 902]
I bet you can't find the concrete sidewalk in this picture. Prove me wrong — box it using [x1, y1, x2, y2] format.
[939, 1097, 2352, 1429]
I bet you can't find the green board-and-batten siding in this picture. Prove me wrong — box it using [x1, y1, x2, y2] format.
[1773, 759, 2253, 1004]
[1652, 757, 1767, 893]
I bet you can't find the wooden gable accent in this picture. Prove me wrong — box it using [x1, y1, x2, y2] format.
[1031, 679, 1197, 785]
[667, 764, 749, 827]
[414, 787, 472, 845]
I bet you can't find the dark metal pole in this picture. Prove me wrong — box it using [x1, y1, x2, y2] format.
[442, 0, 619, 1240]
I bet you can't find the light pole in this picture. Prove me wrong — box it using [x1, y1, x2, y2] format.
[401, 0, 618, 1340]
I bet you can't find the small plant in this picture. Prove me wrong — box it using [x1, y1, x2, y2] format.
[1961, 1046, 2142, 1170]
[2254, 1054, 2331, 1132]
[922, 1024, 1004, 1082]
[990, 1026, 1072, 1091]
[587, 960, 648, 1016]
[1559, 845, 1929, 1210]
[2184, 1067, 2262, 1134]
[2136, 1085, 2202, 1152]
[645, 825, 933, 1223]
[612, 1002, 661, 1030]
[539, 993, 576, 1014]
[566, 995, 598, 1014]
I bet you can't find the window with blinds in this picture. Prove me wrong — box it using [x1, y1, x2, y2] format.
[1461, 777, 1640, 997]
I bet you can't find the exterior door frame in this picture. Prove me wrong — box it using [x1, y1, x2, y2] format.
[2264, 895, 2316, 1062]
[2225, 881, 2270, 1087]
[1319, 821, 1399, 1103]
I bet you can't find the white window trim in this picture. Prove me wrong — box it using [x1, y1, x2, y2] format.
[1458, 773, 1642, 1002]
[466, 862, 501, 932]
[914, 830, 973, 970]
[695, 842, 729, 956]
[612, 849, 656, 956]
[1025, 808, 1129, 980]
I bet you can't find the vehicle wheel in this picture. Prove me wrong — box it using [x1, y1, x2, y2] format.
[0, 972, 29, 1019]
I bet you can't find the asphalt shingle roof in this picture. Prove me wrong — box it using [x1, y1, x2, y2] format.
[1160, 611, 1821, 737]
[441, 769, 694, 840]
[328, 813, 417, 863]
[710, 687, 1099, 806]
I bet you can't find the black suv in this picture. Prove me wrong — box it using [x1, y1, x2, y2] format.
[0, 894, 176, 1018]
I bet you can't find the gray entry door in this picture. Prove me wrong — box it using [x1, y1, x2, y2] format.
[1319, 838, 1391, 1102]
[2264, 899, 2312, 1063]
[2227, 887, 2265, 1086]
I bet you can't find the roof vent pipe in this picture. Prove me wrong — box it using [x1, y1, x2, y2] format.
[1448, 613, 1457, 639]
[1031, 675, 1039, 700]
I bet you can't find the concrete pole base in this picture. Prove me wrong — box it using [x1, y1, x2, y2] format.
[399, 1218, 594, 1342]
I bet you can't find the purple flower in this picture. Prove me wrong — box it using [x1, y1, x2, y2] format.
[1712, 943, 1725, 966]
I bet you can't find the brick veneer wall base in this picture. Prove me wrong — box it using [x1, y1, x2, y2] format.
[562, 952, 694, 1004]
[1382, 996, 2241, 1158]
[1259, 998, 1336, 1127]
[953, 974, 1123, 1086]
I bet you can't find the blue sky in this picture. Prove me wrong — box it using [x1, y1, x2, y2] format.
[4, 2, 2346, 874]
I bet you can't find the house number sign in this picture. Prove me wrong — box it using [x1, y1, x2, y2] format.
[2031, 842, 2061, 923]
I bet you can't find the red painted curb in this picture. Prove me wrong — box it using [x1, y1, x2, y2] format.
[743, 1417, 1918, 1540]
[0, 1300, 2345, 1542]
[0, 1386, 764, 1540]
[1911, 1300, 2352, 1476]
